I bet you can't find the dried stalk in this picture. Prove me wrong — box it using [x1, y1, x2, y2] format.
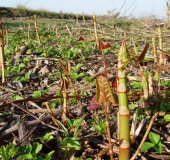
[45, 102, 59, 126]
[82, 12, 85, 24]
[130, 112, 158, 160]
[34, 14, 41, 43]
[55, 25, 58, 37]
[58, 60, 80, 104]
[92, 14, 99, 49]
[0, 19, 5, 83]
[5, 24, 8, 45]
[167, 2, 170, 23]
[66, 24, 72, 36]
[76, 14, 79, 26]
[152, 35, 157, 63]
[141, 72, 151, 115]
[27, 20, 31, 40]
[158, 26, 163, 64]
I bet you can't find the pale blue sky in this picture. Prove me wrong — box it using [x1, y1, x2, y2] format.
[0, 0, 169, 18]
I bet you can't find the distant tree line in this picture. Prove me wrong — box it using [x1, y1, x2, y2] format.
[0, 7, 91, 20]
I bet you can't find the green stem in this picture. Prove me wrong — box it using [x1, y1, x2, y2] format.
[117, 40, 130, 160]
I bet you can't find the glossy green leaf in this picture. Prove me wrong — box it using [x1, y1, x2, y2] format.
[149, 132, 160, 144]
[163, 114, 170, 122]
[56, 119, 69, 137]
[32, 142, 42, 154]
[141, 142, 154, 152]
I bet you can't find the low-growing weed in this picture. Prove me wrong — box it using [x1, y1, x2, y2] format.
[0, 142, 54, 160]
[32, 88, 50, 98]
[87, 115, 106, 135]
[15, 71, 30, 82]
[56, 116, 85, 156]
[130, 81, 143, 92]
[10, 94, 24, 101]
[141, 131, 164, 154]
[160, 79, 170, 87]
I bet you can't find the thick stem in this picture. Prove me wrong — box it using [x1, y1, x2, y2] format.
[118, 78, 130, 160]
[117, 40, 130, 160]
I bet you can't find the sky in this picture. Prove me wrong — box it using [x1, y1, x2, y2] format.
[0, 0, 169, 19]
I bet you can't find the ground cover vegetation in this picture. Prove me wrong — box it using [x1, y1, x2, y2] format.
[0, 3, 170, 160]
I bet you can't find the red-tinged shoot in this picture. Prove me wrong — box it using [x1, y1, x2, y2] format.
[105, 43, 111, 48]
[78, 36, 85, 41]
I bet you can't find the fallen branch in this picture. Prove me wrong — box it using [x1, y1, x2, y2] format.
[0, 107, 63, 141]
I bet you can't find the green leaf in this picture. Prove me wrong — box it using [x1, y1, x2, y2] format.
[24, 72, 30, 81]
[5, 48, 12, 54]
[0, 143, 19, 160]
[0, 112, 11, 117]
[65, 137, 81, 150]
[44, 151, 55, 160]
[18, 154, 33, 159]
[19, 63, 25, 69]
[94, 122, 106, 134]
[10, 94, 24, 101]
[56, 119, 69, 137]
[154, 144, 162, 154]
[94, 125, 102, 131]
[160, 101, 165, 112]
[18, 144, 32, 155]
[32, 91, 43, 98]
[8, 148, 18, 159]
[149, 132, 160, 144]
[163, 114, 170, 122]
[40, 132, 54, 142]
[50, 100, 58, 108]
[129, 104, 135, 110]
[32, 89, 50, 98]
[166, 103, 170, 110]
[0, 147, 7, 160]
[80, 91, 87, 96]
[71, 63, 83, 71]
[66, 118, 73, 128]
[32, 142, 42, 154]
[141, 142, 154, 152]
[36, 156, 44, 160]
[73, 116, 85, 137]
[130, 81, 142, 91]
[73, 118, 83, 127]
[136, 107, 143, 115]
